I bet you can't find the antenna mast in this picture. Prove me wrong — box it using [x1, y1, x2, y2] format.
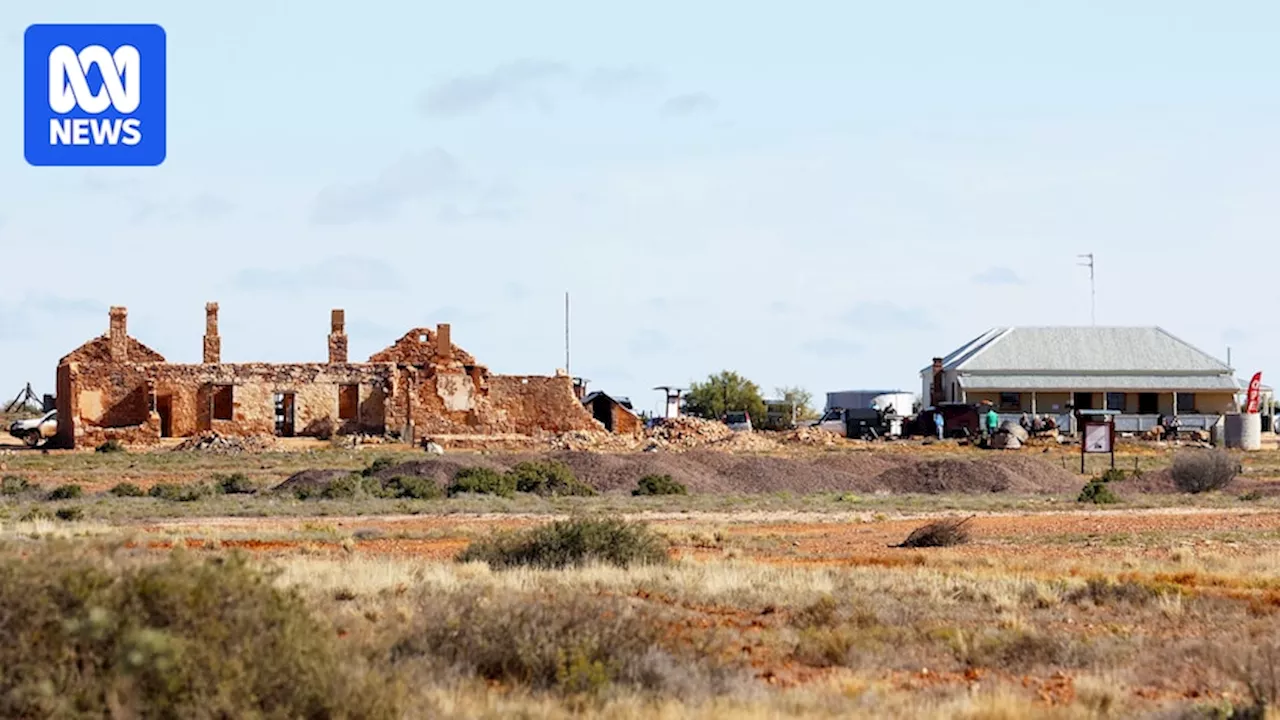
[564, 292, 570, 375]
[1077, 253, 1095, 325]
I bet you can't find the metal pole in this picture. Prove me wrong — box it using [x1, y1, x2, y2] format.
[1077, 253, 1096, 326]
[564, 292, 570, 375]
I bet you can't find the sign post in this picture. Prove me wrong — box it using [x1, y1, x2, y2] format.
[1078, 409, 1117, 474]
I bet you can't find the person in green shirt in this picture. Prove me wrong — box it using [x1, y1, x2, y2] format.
[986, 408, 1000, 435]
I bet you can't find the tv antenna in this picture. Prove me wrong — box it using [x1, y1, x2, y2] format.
[1077, 253, 1095, 325]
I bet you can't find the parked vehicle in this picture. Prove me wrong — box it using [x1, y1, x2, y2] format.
[9, 409, 57, 448]
[813, 407, 888, 440]
[724, 411, 753, 432]
[909, 403, 979, 439]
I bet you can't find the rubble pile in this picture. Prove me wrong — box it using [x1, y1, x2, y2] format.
[778, 426, 841, 446]
[171, 431, 276, 454]
[329, 433, 391, 448]
[546, 429, 637, 452]
[646, 416, 734, 449]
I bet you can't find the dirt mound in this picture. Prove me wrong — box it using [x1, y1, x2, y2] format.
[272, 469, 353, 494]
[869, 456, 1081, 495]
[173, 432, 276, 454]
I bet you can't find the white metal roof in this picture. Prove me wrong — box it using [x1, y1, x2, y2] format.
[925, 327, 1231, 374]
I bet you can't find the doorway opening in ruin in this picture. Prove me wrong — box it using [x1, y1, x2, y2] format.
[274, 392, 296, 437]
[590, 397, 613, 431]
[156, 395, 173, 437]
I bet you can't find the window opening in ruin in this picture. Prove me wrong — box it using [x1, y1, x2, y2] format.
[212, 385, 234, 421]
[420, 334, 428, 342]
[338, 384, 359, 420]
[274, 392, 296, 437]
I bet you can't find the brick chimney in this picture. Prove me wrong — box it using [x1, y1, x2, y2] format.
[108, 306, 128, 362]
[328, 309, 348, 364]
[931, 357, 945, 405]
[203, 302, 221, 364]
[434, 323, 451, 363]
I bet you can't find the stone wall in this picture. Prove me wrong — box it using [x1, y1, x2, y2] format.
[486, 375, 601, 434]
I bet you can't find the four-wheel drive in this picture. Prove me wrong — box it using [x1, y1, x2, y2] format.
[9, 410, 57, 447]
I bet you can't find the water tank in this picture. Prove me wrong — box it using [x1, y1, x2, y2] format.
[1225, 413, 1262, 451]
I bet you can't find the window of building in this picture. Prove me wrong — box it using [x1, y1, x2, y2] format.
[1177, 393, 1195, 413]
[338, 384, 359, 420]
[998, 392, 1020, 411]
[1106, 392, 1125, 411]
[212, 385, 234, 421]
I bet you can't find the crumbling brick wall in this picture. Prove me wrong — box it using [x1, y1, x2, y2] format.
[486, 375, 601, 434]
[369, 327, 478, 366]
[56, 362, 161, 448]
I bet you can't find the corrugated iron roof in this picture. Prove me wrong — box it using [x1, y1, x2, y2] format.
[931, 327, 1230, 374]
[957, 374, 1240, 392]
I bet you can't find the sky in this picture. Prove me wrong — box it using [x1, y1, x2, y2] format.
[2, 1, 1279, 416]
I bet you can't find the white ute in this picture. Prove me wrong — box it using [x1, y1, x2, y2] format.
[9, 410, 57, 448]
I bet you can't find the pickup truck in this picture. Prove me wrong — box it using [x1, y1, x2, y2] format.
[9, 410, 57, 448]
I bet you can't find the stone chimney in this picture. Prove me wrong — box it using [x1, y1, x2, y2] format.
[203, 302, 221, 364]
[434, 323, 451, 363]
[328, 309, 348, 364]
[931, 357, 945, 405]
[108, 306, 128, 362]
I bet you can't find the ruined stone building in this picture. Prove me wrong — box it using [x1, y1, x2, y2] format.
[55, 304, 600, 448]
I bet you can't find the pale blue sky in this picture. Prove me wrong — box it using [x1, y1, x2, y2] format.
[3, 1, 1279, 414]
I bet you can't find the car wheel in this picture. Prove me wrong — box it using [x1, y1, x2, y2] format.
[23, 434, 41, 448]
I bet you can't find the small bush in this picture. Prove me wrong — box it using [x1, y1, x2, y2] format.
[1171, 450, 1238, 493]
[19, 508, 51, 522]
[633, 474, 688, 496]
[1078, 479, 1119, 504]
[148, 483, 212, 502]
[54, 507, 84, 522]
[361, 457, 396, 477]
[892, 516, 973, 548]
[215, 472, 257, 494]
[109, 482, 146, 497]
[1, 475, 33, 495]
[1099, 467, 1127, 483]
[509, 460, 596, 497]
[94, 439, 125, 454]
[448, 467, 515, 498]
[1240, 490, 1265, 502]
[457, 516, 670, 570]
[382, 476, 443, 500]
[1065, 578, 1158, 607]
[45, 484, 83, 502]
[389, 589, 737, 696]
[0, 546, 395, 718]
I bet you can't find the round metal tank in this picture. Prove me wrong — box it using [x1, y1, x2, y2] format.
[1225, 413, 1262, 451]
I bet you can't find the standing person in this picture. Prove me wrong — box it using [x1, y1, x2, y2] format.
[934, 410, 945, 440]
[986, 405, 1000, 440]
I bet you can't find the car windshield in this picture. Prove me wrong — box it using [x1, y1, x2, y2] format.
[725, 412, 747, 423]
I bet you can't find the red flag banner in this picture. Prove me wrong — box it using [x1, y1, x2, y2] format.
[1246, 372, 1263, 414]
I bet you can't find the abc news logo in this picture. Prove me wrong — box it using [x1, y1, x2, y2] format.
[24, 24, 167, 167]
[48, 44, 143, 146]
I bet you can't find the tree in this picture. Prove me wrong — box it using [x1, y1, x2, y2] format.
[684, 371, 766, 427]
[774, 386, 819, 422]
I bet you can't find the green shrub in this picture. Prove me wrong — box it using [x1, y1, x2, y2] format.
[1, 475, 33, 496]
[457, 516, 669, 570]
[448, 467, 515, 498]
[0, 545, 396, 718]
[508, 460, 595, 497]
[19, 508, 51, 522]
[215, 472, 257, 494]
[45, 484, 83, 501]
[94, 439, 125, 454]
[54, 507, 84, 522]
[1171, 450, 1237, 494]
[632, 474, 688, 496]
[1078, 479, 1119, 504]
[148, 483, 212, 502]
[382, 476, 442, 500]
[1099, 467, 1126, 483]
[109, 482, 146, 497]
[361, 457, 396, 477]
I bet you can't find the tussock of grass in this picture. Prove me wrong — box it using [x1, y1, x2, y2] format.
[108, 482, 146, 497]
[457, 516, 670, 570]
[892, 516, 973, 548]
[44, 484, 83, 502]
